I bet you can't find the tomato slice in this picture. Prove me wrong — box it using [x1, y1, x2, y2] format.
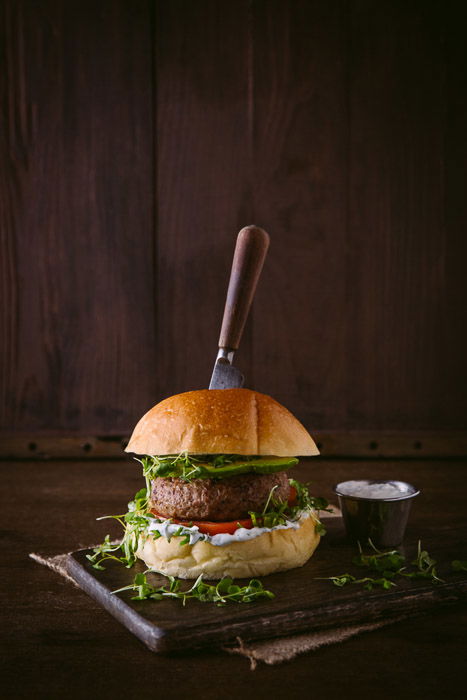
[150, 485, 298, 536]
[183, 517, 253, 536]
[149, 509, 253, 535]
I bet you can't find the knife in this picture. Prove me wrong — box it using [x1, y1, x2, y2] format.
[209, 225, 270, 389]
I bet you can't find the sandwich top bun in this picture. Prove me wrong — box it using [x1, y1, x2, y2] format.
[125, 388, 319, 457]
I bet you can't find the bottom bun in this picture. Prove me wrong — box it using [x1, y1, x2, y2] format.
[136, 512, 321, 580]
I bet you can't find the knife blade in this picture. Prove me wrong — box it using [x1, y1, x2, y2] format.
[209, 354, 244, 390]
[209, 225, 270, 390]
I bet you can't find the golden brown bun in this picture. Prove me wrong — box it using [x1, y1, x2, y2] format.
[136, 512, 321, 580]
[126, 388, 319, 457]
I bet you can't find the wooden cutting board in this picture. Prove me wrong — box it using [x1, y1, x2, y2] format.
[66, 519, 467, 652]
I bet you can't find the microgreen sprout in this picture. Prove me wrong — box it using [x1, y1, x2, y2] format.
[85, 535, 126, 570]
[247, 480, 328, 533]
[451, 560, 467, 572]
[86, 483, 153, 570]
[352, 539, 405, 576]
[262, 484, 279, 515]
[314, 522, 327, 536]
[139, 453, 298, 481]
[139, 453, 260, 482]
[400, 540, 444, 583]
[112, 571, 275, 606]
[315, 572, 397, 590]
[317, 540, 447, 591]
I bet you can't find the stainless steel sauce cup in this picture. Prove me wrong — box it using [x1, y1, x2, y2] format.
[333, 480, 420, 547]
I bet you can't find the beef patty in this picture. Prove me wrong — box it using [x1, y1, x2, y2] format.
[150, 471, 290, 521]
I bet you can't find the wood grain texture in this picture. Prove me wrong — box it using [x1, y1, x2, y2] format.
[3, 430, 467, 458]
[347, 0, 449, 430]
[251, 0, 349, 429]
[250, 2, 347, 429]
[1, 0, 467, 440]
[443, 2, 467, 428]
[251, 0, 467, 433]
[0, 0, 156, 433]
[155, 0, 254, 398]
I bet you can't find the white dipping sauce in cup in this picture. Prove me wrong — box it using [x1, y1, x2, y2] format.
[333, 479, 420, 546]
[336, 481, 406, 500]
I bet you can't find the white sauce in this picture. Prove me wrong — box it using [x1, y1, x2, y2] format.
[145, 513, 306, 547]
[337, 481, 405, 500]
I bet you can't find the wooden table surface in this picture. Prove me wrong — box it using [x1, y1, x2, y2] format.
[2, 458, 466, 700]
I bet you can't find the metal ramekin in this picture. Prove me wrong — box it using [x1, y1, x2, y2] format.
[333, 480, 420, 547]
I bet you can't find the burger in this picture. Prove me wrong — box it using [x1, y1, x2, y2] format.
[121, 388, 324, 580]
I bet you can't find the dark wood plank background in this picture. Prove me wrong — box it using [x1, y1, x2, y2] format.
[1, 0, 467, 454]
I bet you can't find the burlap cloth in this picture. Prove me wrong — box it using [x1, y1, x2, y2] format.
[30, 509, 402, 669]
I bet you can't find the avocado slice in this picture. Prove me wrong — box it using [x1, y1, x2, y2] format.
[202, 456, 298, 477]
[152, 456, 298, 480]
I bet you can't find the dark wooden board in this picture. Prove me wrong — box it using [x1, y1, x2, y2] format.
[66, 518, 467, 653]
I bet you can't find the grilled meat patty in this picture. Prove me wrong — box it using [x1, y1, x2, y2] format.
[150, 471, 290, 521]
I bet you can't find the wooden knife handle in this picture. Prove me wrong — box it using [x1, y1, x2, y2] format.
[218, 225, 270, 351]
